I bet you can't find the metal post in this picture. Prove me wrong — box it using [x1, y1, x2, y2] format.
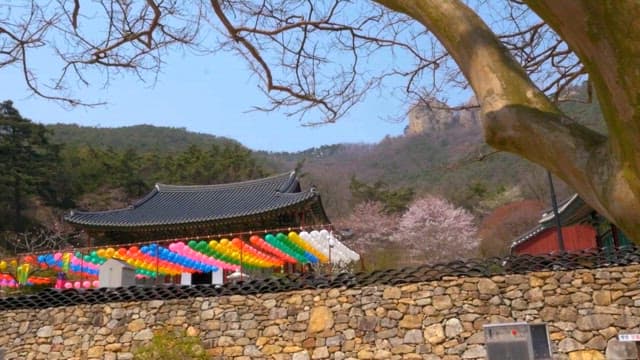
[547, 171, 565, 252]
[611, 223, 620, 248]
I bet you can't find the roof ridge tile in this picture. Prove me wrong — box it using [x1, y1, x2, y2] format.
[155, 172, 294, 192]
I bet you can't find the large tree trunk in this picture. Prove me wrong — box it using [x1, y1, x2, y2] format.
[376, 0, 640, 242]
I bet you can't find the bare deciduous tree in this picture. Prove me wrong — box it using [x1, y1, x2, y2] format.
[2, 228, 76, 254]
[3, 1, 640, 241]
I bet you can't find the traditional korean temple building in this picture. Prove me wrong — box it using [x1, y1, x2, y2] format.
[511, 194, 632, 255]
[65, 171, 331, 245]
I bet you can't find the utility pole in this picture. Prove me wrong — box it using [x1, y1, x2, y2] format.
[547, 171, 565, 252]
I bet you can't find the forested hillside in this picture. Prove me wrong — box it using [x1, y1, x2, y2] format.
[0, 101, 269, 249]
[42, 119, 582, 221]
[46, 124, 240, 154]
[266, 121, 570, 219]
[265, 83, 603, 220]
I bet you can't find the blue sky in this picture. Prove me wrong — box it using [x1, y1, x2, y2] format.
[1, 47, 408, 153]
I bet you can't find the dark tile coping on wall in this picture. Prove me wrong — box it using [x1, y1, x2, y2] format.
[1, 246, 639, 311]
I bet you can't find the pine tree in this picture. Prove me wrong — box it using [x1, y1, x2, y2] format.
[0, 101, 59, 231]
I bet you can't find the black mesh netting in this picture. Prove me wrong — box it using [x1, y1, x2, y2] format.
[1, 246, 639, 310]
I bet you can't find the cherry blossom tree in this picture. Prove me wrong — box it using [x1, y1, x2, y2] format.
[337, 201, 399, 252]
[395, 196, 479, 264]
[333, 201, 406, 269]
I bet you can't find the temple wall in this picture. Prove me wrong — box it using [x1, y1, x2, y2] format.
[2, 265, 640, 359]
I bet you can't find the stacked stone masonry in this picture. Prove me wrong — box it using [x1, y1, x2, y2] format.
[2, 265, 640, 359]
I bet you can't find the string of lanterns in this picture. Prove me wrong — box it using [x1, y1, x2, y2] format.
[0, 230, 359, 288]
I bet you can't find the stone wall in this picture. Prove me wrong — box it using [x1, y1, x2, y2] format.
[2, 265, 640, 360]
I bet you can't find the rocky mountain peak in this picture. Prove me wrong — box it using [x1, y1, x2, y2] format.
[405, 98, 480, 135]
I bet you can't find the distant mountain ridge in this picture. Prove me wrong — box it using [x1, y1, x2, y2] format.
[41, 84, 603, 219]
[46, 123, 240, 153]
[45, 122, 516, 218]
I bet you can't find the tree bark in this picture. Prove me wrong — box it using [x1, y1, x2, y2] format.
[524, 0, 640, 241]
[375, 0, 640, 242]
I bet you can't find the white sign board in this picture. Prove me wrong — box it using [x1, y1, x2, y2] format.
[618, 334, 640, 342]
[180, 273, 192, 285]
[212, 269, 223, 285]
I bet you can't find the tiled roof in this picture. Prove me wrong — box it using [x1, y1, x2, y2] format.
[538, 194, 593, 227]
[510, 224, 548, 249]
[65, 171, 323, 229]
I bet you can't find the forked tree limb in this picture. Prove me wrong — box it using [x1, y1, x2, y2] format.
[524, 1, 640, 198]
[375, 3, 604, 183]
[375, 0, 640, 240]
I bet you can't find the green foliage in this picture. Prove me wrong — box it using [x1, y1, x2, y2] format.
[54, 141, 267, 210]
[160, 143, 265, 184]
[0, 100, 61, 231]
[133, 328, 207, 360]
[349, 177, 414, 213]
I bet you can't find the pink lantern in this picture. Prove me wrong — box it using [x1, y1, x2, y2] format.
[64, 282, 73, 289]
[82, 281, 91, 289]
[92, 280, 100, 288]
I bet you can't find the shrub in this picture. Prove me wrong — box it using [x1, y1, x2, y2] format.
[133, 328, 207, 360]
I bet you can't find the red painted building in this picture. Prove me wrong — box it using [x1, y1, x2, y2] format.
[512, 224, 597, 255]
[511, 194, 632, 255]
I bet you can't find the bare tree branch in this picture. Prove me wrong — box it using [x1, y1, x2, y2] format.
[0, 1, 590, 118]
[71, 0, 79, 30]
[3, 228, 76, 254]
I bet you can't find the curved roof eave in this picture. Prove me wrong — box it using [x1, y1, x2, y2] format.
[64, 171, 323, 228]
[65, 190, 322, 230]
